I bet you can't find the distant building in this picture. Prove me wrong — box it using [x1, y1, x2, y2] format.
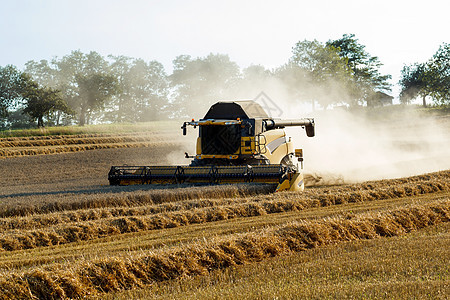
[367, 91, 394, 107]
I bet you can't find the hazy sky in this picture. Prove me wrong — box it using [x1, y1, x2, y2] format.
[1, 0, 448, 99]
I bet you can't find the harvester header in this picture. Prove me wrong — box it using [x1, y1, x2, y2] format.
[109, 100, 315, 192]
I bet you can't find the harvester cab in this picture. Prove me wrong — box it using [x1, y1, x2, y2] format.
[109, 100, 315, 192]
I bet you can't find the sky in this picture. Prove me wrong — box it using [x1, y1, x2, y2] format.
[1, 0, 449, 101]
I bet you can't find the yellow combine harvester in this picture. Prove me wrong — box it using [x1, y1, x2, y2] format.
[108, 100, 315, 191]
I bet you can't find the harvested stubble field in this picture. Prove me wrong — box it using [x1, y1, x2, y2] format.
[0, 132, 182, 158]
[0, 120, 449, 299]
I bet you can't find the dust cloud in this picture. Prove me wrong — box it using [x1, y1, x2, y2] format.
[158, 74, 450, 184]
[165, 122, 199, 166]
[285, 107, 450, 184]
[221, 72, 450, 184]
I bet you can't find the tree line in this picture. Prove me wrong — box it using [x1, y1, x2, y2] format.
[1, 34, 449, 129]
[399, 43, 450, 107]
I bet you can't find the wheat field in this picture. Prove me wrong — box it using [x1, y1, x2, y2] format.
[0, 123, 449, 299]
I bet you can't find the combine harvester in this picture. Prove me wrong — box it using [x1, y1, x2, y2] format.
[108, 101, 315, 191]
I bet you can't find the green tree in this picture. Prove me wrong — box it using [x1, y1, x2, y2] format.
[53, 51, 118, 125]
[107, 56, 169, 122]
[326, 34, 392, 105]
[22, 82, 71, 127]
[429, 43, 450, 104]
[0, 65, 29, 119]
[399, 43, 450, 106]
[170, 53, 240, 117]
[399, 63, 430, 106]
[24, 59, 58, 87]
[230, 64, 274, 99]
[75, 73, 118, 126]
[26, 51, 117, 125]
[287, 39, 353, 109]
[5, 108, 34, 129]
[276, 63, 310, 103]
[25, 59, 72, 125]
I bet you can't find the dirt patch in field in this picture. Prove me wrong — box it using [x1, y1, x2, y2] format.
[0, 145, 186, 200]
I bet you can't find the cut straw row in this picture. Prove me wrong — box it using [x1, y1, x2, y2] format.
[0, 200, 448, 299]
[0, 179, 447, 251]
